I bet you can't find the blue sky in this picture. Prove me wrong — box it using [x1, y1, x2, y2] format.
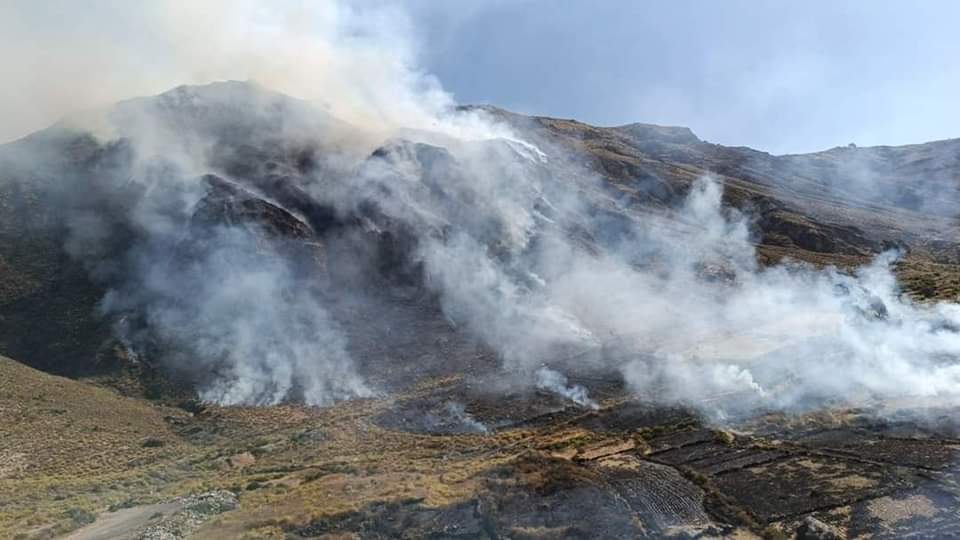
[406, 0, 960, 154]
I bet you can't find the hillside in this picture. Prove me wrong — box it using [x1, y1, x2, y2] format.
[486, 108, 960, 284]
[0, 355, 194, 537]
[4, 84, 959, 382]
[2, 82, 960, 538]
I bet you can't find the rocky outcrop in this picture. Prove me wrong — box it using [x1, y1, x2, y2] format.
[175, 174, 326, 274]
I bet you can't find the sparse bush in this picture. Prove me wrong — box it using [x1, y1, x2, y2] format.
[141, 437, 165, 448]
[714, 430, 735, 445]
[65, 507, 95, 526]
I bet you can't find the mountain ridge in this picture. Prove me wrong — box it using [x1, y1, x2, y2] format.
[3, 81, 960, 382]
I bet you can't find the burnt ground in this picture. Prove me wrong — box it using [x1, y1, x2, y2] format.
[295, 371, 960, 539]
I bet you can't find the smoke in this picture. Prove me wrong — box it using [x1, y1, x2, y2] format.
[763, 142, 960, 220]
[0, 1, 496, 144]
[423, 402, 489, 434]
[0, 0, 479, 406]
[536, 367, 599, 410]
[104, 222, 370, 406]
[3, 1, 960, 417]
[348, 127, 960, 416]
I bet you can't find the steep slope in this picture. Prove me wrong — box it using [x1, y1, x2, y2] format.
[481, 107, 960, 298]
[487, 109, 960, 259]
[3, 81, 960, 384]
[0, 82, 347, 379]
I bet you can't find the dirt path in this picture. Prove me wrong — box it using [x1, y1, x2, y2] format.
[62, 502, 183, 540]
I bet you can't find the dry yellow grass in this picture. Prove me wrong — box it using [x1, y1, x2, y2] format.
[3, 363, 630, 539]
[0, 356, 200, 537]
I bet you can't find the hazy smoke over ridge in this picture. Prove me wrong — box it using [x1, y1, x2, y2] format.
[3, 1, 960, 415]
[0, 1, 500, 144]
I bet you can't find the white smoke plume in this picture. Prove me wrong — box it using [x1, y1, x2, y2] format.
[0, 0, 452, 405]
[423, 402, 489, 434]
[0, 1, 502, 144]
[345, 128, 960, 416]
[3, 1, 960, 417]
[536, 367, 599, 410]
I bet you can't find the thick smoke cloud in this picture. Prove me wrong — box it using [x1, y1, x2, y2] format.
[3, 1, 960, 416]
[0, 1, 477, 144]
[102, 223, 370, 406]
[355, 133, 960, 416]
[1, 0, 507, 407]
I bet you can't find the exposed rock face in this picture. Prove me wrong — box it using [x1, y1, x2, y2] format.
[176, 174, 326, 275]
[189, 174, 313, 240]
